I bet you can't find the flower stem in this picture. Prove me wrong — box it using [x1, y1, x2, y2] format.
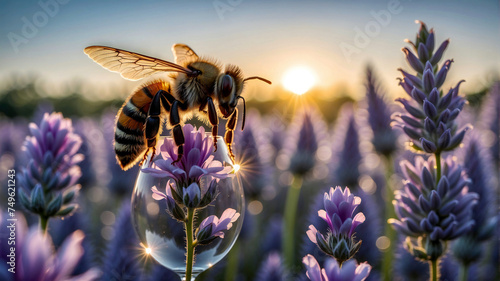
[459, 263, 469, 281]
[39, 215, 48, 235]
[435, 153, 441, 185]
[283, 175, 303, 270]
[185, 208, 196, 281]
[382, 155, 396, 281]
[429, 258, 439, 281]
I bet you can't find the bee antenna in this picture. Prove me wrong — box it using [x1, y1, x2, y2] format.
[243, 76, 272, 84]
[238, 96, 246, 131]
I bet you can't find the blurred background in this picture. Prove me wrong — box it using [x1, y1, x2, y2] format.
[0, 0, 499, 118]
[0, 0, 498, 280]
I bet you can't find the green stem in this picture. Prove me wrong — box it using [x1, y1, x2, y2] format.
[459, 263, 469, 281]
[283, 175, 303, 269]
[430, 258, 439, 281]
[224, 240, 240, 281]
[435, 153, 441, 184]
[382, 155, 396, 281]
[39, 216, 48, 235]
[185, 208, 196, 281]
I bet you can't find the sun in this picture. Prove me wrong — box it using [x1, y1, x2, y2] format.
[282, 66, 317, 95]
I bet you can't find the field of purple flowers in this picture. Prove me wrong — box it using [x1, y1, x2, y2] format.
[0, 22, 498, 281]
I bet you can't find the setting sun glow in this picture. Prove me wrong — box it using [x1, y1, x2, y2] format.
[282, 66, 317, 95]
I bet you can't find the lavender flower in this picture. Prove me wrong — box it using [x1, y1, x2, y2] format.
[143, 124, 232, 209]
[286, 110, 320, 175]
[74, 118, 104, 188]
[144, 264, 180, 281]
[265, 114, 287, 162]
[152, 183, 186, 221]
[453, 134, 497, 265]
[18, 112, 83, 224]
[331, 105, 362, 188]
[302, 254, 371, 281]
[233, 109, 272, 199]
[0, 213, 100, 281]
[261, 216, 283, 254]
[389, 156, 478, 259]
[393, 242, 428, 281]
[351, 190, 382, 266]
[479, 82, 500, 169]
[396, 22, 469, 154]
[101, 201, 141, 281]
[102, 111, 139, 196]
[364, 65, 397, 156]
[0, 120, 28, 171]
[49, 212, 95, 276]
[196, 208, 240, 244]
[254, 252, 289, 281]
[306, 186, 365, 263]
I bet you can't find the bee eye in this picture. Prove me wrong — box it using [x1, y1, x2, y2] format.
[221, 75, 234, 97]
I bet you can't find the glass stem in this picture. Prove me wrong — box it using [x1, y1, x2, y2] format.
[429, 258, 439, 281]
[382, 155, 396, 281]
[283, 175, 303, 269]
[224, 240, 240, 281]
[39, 215, 48, 235]
[185, 208, 196, 281]
[459, 263, 469, 281]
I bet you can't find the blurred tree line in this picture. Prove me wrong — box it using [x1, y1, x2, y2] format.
[0, 75, 492, 122]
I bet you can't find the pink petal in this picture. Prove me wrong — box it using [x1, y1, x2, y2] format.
[306, 225, 318, 243]
[303, 254, 324, 281]
[151, 186, 167, 201]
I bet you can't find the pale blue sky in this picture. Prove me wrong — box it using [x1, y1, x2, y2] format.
[0, 0, 498, 100]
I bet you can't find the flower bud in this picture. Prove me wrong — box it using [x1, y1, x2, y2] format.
[183, 183, 201, 208]
[31, 184, 46, 213]
[46, 193, 63, 217]
[200, 180, 218, 208]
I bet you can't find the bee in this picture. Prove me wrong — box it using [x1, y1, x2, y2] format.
[84, 44, 271, 170]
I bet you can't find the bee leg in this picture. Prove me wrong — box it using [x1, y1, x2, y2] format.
[224, 108, 238, 163]
[206, 97, 219, 152]
[144, 89, 163, 164]
[139, 146, 156, 167]
[170, 100, 185, 164]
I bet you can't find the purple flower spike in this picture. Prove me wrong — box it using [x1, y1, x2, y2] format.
[18, 112, 83, 219]
[303, 254, 371, 281]
[364, 66, 397, 156]
[0, 212, 100, 281]
[306, 186, 364, 263]
[453, 134, 498, 265]
[196, 208, 240, 244]
[390, 156, 479, 260]
[395, 22, 470, 155]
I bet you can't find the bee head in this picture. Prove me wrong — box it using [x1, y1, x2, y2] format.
[215, 65, 244, 119]
[216, 65, 272, 130]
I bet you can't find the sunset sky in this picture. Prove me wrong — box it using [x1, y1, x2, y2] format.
[0, 0, 498, 101]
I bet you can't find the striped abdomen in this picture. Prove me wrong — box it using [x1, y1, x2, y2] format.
[114, 80, 171, 170]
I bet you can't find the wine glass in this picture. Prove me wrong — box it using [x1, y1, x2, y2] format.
[131, 135, 244, 281]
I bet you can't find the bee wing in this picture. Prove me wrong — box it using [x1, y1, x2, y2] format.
[84, 46, 196, 81]
[172, 44, 199, 66]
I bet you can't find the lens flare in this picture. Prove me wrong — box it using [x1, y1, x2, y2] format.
[233, 164, 241, 173]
